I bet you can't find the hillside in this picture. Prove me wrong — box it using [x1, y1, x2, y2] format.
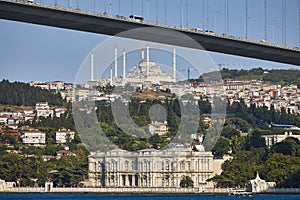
[0, 79, 64, 106]
[199, 68, 300, 87]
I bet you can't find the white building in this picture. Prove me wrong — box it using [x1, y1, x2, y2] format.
[263, 131, 300, 148]
[35, 102, 53, 118]
[21, 129, 46, 146]
[97, 46, 176, 88]
[148, 121, 168, 135]
[54, 108, 66, 118]
[248, 173, 276, 193]
[89, 147, 226, 188]
[55, 129, 75, 144]
[48, 81, 65, 90]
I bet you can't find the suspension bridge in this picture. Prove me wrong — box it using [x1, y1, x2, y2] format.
[0, 0, 299, 66]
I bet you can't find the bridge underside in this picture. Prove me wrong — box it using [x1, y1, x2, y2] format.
[0, 1, 299, 66]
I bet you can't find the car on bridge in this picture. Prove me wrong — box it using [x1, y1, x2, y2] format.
[129, 15, 144, 22]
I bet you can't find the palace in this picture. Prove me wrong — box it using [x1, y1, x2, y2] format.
[88, 147, 227, 188]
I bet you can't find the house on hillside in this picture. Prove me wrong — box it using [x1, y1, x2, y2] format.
[21, 129, 46, 146]
[55, 129, 75, 144]
[35, 102, 53, 118]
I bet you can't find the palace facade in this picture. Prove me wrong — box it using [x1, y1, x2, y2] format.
[88, 147, 227, 188]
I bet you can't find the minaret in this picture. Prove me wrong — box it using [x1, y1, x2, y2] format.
[173, 48, 176, 82]
[123, 50, 126, 79]
[110, 66, 113, 85]
[141, 49, 145, 60]
[146, 45, 149, 62]
[114, 47, 118, 78]
[146, 45, 149, 80]
[90, 51, 94, 81]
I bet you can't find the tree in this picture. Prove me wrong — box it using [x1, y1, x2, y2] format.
[212, 136, 230, 157]
[262, 153, 300, 187]
[271, 137, 298, 156]
[180, 175, 194, 188]
[245, 129, 267, 150]
[1, 133, 16, 145]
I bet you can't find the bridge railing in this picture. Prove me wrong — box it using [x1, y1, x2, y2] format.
[2, 0, 300, 52]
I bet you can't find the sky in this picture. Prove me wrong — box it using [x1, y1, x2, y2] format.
[0, 0, 299, 83]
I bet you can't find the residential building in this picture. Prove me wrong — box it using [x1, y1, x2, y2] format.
[35, 102, 53, 118]
[0, 115, 9, 124]
[21, 129, 46, 146]
[55, 129, 75, 144]
[54, 108, 66, 118]
[148, 121, 168, 135]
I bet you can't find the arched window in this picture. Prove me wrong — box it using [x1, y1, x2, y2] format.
[131, 161, 135, 170]
[166, 161, 170, 171]
[111, 161, 114, 171]
[144, 160, 148, 171]
[107, 162, 111, 171]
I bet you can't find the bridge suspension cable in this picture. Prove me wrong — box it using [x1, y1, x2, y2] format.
[226, 0, 229, 34]
[156, 0, 158, 24]
[186, 0, 188, 28]
[282, 0, 286, 46]
[264, 0, 267, 41]
[245, 0, 248, 39]
[164, 0, 167, 24]
[180, 0, 183, 27]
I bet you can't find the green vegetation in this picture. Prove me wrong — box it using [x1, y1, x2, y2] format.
[212, 137, 300, 188]
[1, 78, 300, 188]
[0, 79, 64, 106]
[180, 175, 194, 188]
[0, 140, 88, 187]
[198, 68, 300, 87]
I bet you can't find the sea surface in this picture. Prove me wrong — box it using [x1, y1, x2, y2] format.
[0, 194, 300, 200]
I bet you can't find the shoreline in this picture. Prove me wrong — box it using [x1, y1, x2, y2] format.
[1, 187, 300, 194]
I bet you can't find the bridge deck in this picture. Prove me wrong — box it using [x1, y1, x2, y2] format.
[0, 0, 299, 66]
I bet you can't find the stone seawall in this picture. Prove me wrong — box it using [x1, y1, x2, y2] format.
[4, 187, 230, 193]
[3, 187, 300, 194]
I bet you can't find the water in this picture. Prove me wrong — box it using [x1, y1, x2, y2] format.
[0, 194, 300, 200]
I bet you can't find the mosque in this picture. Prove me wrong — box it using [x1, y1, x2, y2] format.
[92, 45, 177, 87]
